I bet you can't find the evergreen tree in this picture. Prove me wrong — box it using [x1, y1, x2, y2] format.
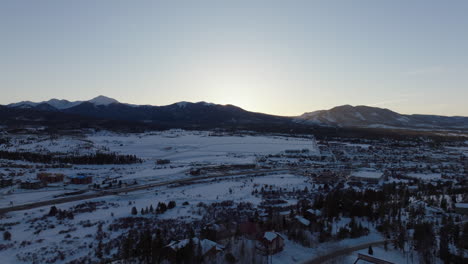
[131, 206, 138, 215]
[3, 231, 11, 241]
[48, 206, 58, 216]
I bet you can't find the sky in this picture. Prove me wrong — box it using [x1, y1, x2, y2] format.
[1, 0, 467, 116]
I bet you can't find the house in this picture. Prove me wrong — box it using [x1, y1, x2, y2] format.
[354, 253, 395, 264]
[37, 173, 64, 183]
[189, 168, 201, 176]
[295, 215, 310, 227]
[257, 231, 285, 255]
[0, 177, 14, 188]
[165, 238, 224, 260]
[69, 175, 92, 184]
[156, 159, 170, 165]
[455, 203, 468, 215]
[305, 209, 322, 220]
[20, 180, 45, 189]
[202, 223, 234, 240]
[294, 215, 310, 226]
[350, 169, 384, 184]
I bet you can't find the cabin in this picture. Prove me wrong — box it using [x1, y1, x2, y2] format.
[37, 172, 64, 183]
[257, 231, 285, 255]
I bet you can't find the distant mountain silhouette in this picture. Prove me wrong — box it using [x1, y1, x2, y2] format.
[4, 96, 468, 130]
[296, 105, 468, 129]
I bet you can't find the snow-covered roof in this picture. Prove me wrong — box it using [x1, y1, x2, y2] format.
[351, 169, 383, 179]
[263, 231, 285, 242]
[295, 216, 310, 226]
[455, 203, 468, 209]
[306, 209, 322, 216]
[264, 232, 277, 241]
[166, 238, 224, 254]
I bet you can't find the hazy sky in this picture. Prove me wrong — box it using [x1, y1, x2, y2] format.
[1, 1, 467, 116]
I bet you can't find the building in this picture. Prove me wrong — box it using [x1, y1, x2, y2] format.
[37, 173, 64, 183]
[350, 169, 384, 184]
[295, 215, 311, 227]
[20, 180, 45, 189]
[69, 175, 92, 184]
[165, 238, 224, 260]
[257, 231, 285, 255]
[156, 159, 171, 165]
[0, 177, 14, 188]
[455, 203, 468, 215]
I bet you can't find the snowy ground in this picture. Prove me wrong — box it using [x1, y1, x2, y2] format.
[0, 130, 319, 207]
[0, 172, 313, 263]
[0, 129, 463, 263]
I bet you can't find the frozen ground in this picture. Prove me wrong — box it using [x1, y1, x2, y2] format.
[89, 130, 319, 163]
[0, 130, 319, 207]
[0, 173, 312, 263]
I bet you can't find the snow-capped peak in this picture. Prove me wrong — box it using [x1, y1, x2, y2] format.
[87, 95, 119, 106]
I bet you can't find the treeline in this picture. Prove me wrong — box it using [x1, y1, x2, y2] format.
[0, 150, 141, 164]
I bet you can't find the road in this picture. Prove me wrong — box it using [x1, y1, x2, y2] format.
[302, 240, 390, 264]
[0, 168, 292, 215]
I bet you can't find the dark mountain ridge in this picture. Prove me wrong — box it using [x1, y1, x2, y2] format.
[4, 96, 468, 130]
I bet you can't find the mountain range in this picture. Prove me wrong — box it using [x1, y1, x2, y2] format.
[2, 96, 468, 130]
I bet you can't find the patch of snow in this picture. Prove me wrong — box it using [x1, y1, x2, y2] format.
[295, 216, 310, 226]
[351, 169, 383, 179]
[264, 231, 279, 241]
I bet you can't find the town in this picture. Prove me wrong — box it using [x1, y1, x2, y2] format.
[0, 129, 466, 263]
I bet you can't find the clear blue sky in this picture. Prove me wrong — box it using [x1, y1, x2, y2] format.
[1, 0, 467, 116]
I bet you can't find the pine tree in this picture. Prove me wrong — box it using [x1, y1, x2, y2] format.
[48, 206, 58, 216]
[368, 245, 373, 255]
[131, 206, 138, 215]
[3, 231, 11, 241]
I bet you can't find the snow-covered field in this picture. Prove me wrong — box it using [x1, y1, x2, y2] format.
[0, 130, 322, 263]
[89, 130, 319, 163]
[0, 172, 313, 263]
[0, 130, 319, 207]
